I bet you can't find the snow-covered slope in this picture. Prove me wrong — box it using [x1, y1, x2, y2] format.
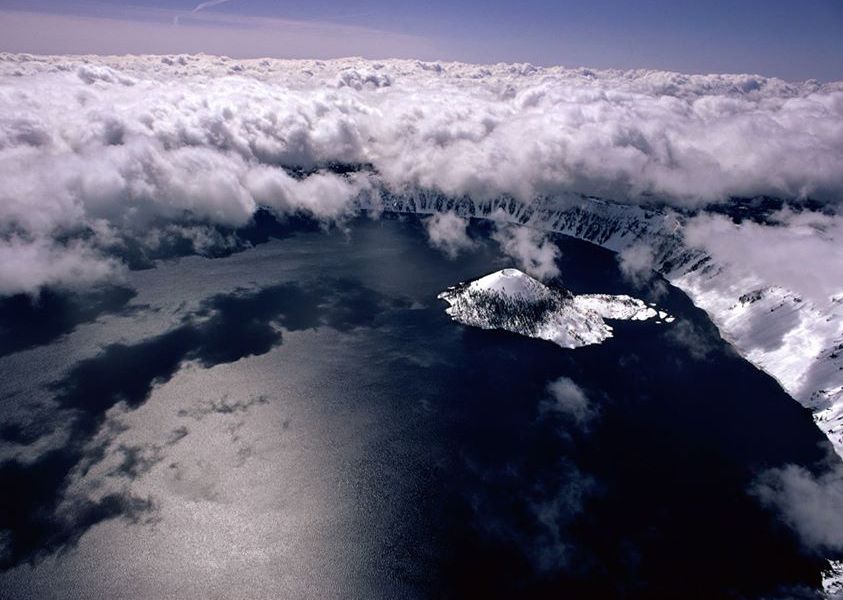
[388, 192, 843, 457]
[438, 268, 663, 349]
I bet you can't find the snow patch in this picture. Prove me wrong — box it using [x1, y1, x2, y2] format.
[438, 268, 668, 349]
[824, 560, 843, 599]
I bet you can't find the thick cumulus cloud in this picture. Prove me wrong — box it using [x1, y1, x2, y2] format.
[1, 53, 842, 293]
[0, 238, 122, 296]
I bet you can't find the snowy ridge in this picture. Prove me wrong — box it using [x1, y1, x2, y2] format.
[438, 268, 662, 349]
[390, 193, 843, 458]
[824, 560, 843, 599]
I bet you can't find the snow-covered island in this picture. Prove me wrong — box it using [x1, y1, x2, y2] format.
[392, 194, 843, 461]
[438, 268, 672, 348]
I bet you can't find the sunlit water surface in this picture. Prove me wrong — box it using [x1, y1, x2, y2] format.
[0, 216, 832, 599]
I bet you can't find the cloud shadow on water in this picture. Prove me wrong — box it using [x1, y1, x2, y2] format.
[0, 286, 139, 358]
[0, 278, 399, 569]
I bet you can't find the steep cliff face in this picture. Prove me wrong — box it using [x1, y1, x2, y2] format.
[385, 191, 843, 457]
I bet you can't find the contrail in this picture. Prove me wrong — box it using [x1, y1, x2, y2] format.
[192, 0, 235, 13]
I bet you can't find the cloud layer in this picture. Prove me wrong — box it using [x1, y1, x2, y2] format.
[0, 53, 842, 293]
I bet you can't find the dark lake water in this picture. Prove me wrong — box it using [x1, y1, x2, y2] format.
[0, 214, 833, 599]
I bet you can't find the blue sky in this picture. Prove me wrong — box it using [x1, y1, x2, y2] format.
[0, 0, 841, 80]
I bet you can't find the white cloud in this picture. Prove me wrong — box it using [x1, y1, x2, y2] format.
[423, 212, 476, 258]
[617, 243, 655, 287]
[245, 168, 370, 220]
[492, 223, 560, 280]
[0, 54, 841, 294]
[192, 0, 236, 13]
[541, 377, 595, 427]
[754, 462, 843, 553]
[684, 210, 843, 306]
[0, 237, 123, 296]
